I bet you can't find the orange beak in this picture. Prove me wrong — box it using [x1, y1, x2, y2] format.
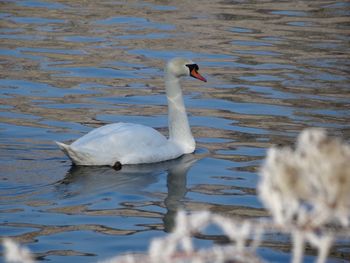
[190, 68, 207, 82]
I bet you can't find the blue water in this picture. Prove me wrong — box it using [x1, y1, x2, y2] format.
[0, 0, 349, 262]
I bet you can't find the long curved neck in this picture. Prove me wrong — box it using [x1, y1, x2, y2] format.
[165, 74, 195, 152]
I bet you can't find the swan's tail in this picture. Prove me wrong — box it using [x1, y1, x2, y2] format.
[55, 141, 92, 165]
[55, 141, 71, 156]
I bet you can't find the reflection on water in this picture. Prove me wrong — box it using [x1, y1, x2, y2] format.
[58, 154, 196, 232]
[0, 0, 349, 262]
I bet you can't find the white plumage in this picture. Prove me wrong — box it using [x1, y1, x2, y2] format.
[56, 57, 206, 166]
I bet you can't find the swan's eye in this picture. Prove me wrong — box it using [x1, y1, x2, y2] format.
[186, 64, 199, 72]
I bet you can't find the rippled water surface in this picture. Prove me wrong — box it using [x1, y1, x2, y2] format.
[0, 0, 349, 262]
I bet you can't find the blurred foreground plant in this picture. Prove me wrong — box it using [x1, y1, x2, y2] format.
[3, 128, 350, 263]
[259, 128, 350, 263]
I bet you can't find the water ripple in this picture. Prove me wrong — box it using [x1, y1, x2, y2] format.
[0, 0, 349, 262]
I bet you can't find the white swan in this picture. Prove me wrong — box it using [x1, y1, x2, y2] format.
[56, 57, 207, 167]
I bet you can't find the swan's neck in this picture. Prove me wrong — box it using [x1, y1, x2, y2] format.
[165, 74, 195, 153]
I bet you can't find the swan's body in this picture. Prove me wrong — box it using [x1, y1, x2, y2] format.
[57, 122, 190, 165]
[56, 57, 206, 166]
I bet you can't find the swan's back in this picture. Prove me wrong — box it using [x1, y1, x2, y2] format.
[73, 123, 165, 147]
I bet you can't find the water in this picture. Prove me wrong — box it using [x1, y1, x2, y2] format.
[0, 0, 349, 262]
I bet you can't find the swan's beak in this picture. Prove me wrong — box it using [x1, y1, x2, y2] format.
[190, 69, 207, 82]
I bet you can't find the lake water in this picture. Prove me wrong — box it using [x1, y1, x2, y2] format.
[0, 0, 349, 262]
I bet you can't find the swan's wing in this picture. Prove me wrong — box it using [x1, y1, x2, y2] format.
[73, 122, 167, 148]
[70, 123, 170, 164]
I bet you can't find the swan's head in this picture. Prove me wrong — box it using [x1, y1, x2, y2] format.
[166, 57, 207, 82]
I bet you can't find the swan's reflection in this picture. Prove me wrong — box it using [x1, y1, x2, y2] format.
[57, 154, 198, 231]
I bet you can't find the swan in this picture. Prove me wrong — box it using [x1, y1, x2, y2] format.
[56, 57, 207, 167]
